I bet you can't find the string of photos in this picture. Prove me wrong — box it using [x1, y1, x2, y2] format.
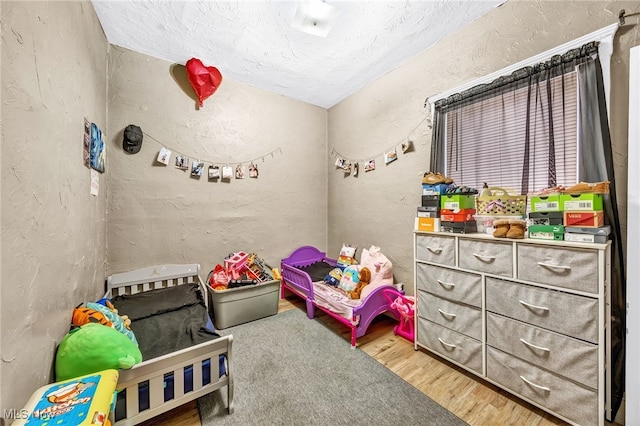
[134, 127, 282, 180]
[329, 114, 429, 177]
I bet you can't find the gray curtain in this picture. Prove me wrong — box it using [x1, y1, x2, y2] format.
[430, 42, 625, 420]
[577, 56, 625, 420]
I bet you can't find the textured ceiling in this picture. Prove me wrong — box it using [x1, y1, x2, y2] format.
[92, 0, 504, 108]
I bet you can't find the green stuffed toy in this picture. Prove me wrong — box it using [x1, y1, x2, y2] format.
[55, 323, 143, 381]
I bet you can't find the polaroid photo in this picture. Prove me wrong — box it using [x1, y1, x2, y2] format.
[157, 147, 171, 165]
[249, 163, 259, 178]
[235, 164, 245, 179]
[191, 161, 204, 177]
[385, 149, 398, 164]
[222, 165, 233, 179]
[401, 140, 414, 153]
[364, 159, 376, 172]
[208, 165, 220, 180]
[175, 156, 190, 170]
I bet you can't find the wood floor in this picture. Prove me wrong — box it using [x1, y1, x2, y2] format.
[140, 295, 616, 426]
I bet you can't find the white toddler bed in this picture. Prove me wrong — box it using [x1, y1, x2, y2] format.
[104, 264, 234, 425]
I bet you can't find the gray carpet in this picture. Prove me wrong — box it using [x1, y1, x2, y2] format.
[198, 308, 468, 425]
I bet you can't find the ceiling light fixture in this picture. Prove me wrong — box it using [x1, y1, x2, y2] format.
[291, 0, 339, 38]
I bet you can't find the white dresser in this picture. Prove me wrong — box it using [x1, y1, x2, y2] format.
[414, 231, 611, 426]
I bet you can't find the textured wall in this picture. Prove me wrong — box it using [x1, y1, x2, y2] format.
[105, 47, 328, 276]
[1, 1, 108, 414]
[328, 0, 639, 290]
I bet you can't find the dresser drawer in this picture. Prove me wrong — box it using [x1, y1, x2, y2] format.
[417, 317, 482, 374]
[486, 277, 598, 343]
[487, 347, 598, 426]
[517, 244, 599, 294]
[418, 291, 482, 340]
[415, 234, 455, 266]
[416, 263, 482, 308]
[487, 313, 598, 389]
[459, 239, 513, 277]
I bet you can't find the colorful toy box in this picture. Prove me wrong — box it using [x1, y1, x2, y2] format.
[14, 370, 118, 426]
[560, 193, 603, 211]
[564, 211, 605, 227]
[529, 194, 562, 212]
[440, 194, 476, 211]
[415, 217, 440, 232]
[528, 224, 564, 241]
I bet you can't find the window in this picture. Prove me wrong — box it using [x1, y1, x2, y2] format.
[443, 71, 578, 194]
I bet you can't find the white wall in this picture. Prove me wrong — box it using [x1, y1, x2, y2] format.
[626, 44, 640, 426]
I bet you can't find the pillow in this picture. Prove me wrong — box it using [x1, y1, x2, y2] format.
[86, 302, 138, 346]
[360, 245, 393, 287]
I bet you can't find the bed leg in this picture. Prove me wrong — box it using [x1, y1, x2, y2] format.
[305, 299, 315, 319]
[351, 328, 357, 349]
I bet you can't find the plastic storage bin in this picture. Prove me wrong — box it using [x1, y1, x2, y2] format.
[207, 279, 280, 329]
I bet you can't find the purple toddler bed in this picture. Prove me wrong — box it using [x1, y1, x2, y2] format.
[281, 245, 403, 347]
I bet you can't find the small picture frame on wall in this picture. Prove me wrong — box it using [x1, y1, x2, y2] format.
[175, 156, 190, 170]
[89, 122, 105, 173]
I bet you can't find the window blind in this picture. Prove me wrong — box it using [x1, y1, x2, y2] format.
[443, 71, 578, 195]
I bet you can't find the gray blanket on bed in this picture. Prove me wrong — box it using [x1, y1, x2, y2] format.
[112, 284, 220, 360]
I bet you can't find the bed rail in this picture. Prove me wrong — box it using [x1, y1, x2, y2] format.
[112, 335, 234, 425]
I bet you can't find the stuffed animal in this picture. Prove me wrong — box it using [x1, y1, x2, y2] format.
[324, 267, 342, 287]
[336, 244, 358, 269]
[350, 267, 371, 299]
[71, 306, 112, 328]
[86, 302, 138, 346]
[338, 265, 361, 294]
[55, 323, 142, 381]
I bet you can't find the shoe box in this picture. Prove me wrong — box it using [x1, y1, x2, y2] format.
[415, 217, 440, 232]
[528, 211, 564, 225]
[422, 183, 454, 196]
[564, 225, 611, 243]
[441, 220, 477, 234]
[528, 224, 565, 241]
[530, 194, 562, 212]
[421, 195, 441, 208]
[417, 206, 440, 218]
[440, 194, 476, 211]
[440, 208, 476, 222]
[564, 211, 605, 227]
[560, 193, 603, 211]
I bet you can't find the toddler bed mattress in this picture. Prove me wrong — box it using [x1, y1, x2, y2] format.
[110, 283, 225, 421]
[295, 260, 363, 319]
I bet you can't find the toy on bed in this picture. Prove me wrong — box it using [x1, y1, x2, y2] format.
[280, 245, 402, 348]
[55, 323, 142, 381]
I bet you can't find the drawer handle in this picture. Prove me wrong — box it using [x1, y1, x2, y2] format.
[438, 309, 457, 319]
[519, 375, 551, 392]
[519, 338, 550, 353]
[537, 261, 571, 272]
[427, 246, 443, 254]
[436, 280, 455, 290]
[472, 252, 496, 262]
[437, 337, 457, 349]
[519, 300, 549, 312]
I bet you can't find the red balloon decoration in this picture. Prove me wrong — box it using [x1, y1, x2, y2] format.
[185, 58, 223, 107]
